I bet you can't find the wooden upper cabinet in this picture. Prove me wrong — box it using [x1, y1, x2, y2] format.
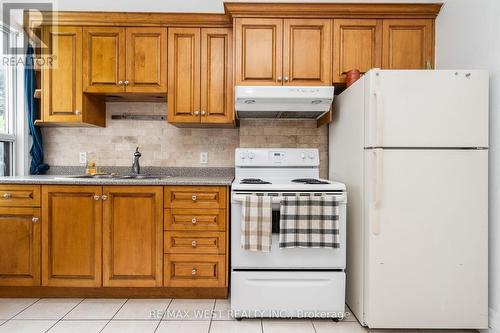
[42, 186, 102, 287]
[283, 19, 332, 85]
[235, 18, 283, 86]
[0, 208, 41, 286]
[125, 27, 167, 93]
[41, 26, 83, 123]
[382, 19, 434, 70]
[200, 28, 233, 124]
[102, 186, 163, 287]
[333, 19, 382, 83]
[168, 28, 201, 123]
[83, 27, 125, 93]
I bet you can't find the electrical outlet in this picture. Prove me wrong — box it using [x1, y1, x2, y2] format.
[79, 152, 87, 164]
[200, 152, 208, 164]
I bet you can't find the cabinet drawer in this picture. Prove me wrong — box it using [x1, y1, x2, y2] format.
[164, 231, 225, 254]
[164, 186, 227, 209]
[164, 209, 226, 231]
[0, 185, 40, 207]
[164, 254, 225, 287]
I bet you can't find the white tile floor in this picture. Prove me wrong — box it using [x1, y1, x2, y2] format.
[0, 298, 478, 333]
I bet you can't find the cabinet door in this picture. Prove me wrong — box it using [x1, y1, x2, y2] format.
[333, 19, 382, 83]
[0, 208, 40, 286]
[102, 186, 163, 287]
[41, 26, 83, 123]
[283, 19, 332, 86]
[234, 18, 283, 86]
[200, 28, 234, 124]
[167, 28, 201, 123]
[125, 27, 167, 93]
[83, 27, 125, 93]
[42, 186, 102, 287]
[382, 19, 434, 70]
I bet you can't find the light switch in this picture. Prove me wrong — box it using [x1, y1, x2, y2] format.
[79, 152, 87, 164]
[200, 152, 208, 164]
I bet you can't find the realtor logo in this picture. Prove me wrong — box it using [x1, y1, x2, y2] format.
[1, 1, 54, 65]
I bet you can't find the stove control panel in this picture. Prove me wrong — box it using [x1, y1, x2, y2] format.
[235, 148, 319, 167]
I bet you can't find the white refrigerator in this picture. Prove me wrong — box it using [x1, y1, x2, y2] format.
[329, 69, 488, 329]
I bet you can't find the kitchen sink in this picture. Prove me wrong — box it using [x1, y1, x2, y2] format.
[62, 174, 171, 180]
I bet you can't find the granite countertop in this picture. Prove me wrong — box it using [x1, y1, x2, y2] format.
[0, 167, 234, 186]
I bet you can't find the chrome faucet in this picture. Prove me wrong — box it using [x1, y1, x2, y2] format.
[132, 147, 141, 174]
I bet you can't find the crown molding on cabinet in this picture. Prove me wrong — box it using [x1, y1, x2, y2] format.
[24, 10, 232, 29]
[25, 3, 442, 30]
[224, 2, 443, 19]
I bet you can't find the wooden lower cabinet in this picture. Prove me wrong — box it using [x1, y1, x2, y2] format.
[102, 186, 163, 287]
[0, 208, 41, 286]
[42, 186, 102, 287]
[164, 231, 225, 255]
[0, 184, 229, 296]
[164, 254, 226, 287]
[163, 186, 228, 289]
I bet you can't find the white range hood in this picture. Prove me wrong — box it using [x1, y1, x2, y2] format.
[235, 86, 334, 119]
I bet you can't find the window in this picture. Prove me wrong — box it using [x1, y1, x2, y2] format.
[0, 26, 18, 176]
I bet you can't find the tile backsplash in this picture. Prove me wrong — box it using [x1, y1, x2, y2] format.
[42, 103, 328, 177]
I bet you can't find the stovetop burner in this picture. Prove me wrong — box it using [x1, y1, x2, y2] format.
[240, 178, 272, 184]
[292, 178, 330, 185]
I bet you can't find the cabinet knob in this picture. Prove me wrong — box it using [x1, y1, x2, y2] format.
[32, 217, 39, 223]
[192, 218, 197, 224]
[191, 268, 197, 276]
[118, 80, 123, 85]
[101, 195, 108, 201]
[75, 110, 81, 115]
[284, 76, 289, 82]
[194, 111, 200, 116]
[124, 80, 130, 86]
[191, 240, 197, 248]
[201, 111, 206, 116]
[2, 193, 12, 199]
[191, 195, 197, 201]
[277, 76, 282, 82]
[93, 195, 100, 201]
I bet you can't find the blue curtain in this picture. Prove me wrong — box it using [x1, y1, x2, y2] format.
[25, 44, 49, 175]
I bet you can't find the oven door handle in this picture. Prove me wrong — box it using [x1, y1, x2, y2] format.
[231, 194, 346, 204]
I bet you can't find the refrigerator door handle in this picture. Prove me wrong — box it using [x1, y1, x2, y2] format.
[373, 91, 384, 147]
[371, 148, 383, 235]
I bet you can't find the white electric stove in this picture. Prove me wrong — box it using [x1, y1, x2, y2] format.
[230, 148, 347, 319]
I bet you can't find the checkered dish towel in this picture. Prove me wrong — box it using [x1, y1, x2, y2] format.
[279, 196, 340, 248]
[241, 196, 272, 252]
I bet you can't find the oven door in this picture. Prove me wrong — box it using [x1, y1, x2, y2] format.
[231, 192, 346, 269]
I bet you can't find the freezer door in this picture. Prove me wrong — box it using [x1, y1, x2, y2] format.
[364, 149, 488, 328]
[365, 70, 489, 148]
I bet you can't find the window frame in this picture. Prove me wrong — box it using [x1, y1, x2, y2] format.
[0, 24, 21, 176]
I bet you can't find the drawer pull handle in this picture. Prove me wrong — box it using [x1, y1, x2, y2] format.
[191, 268, 197, 276]
[2, 193, 12, 199]
[191, 240, 197, 247]
[192, 218, 197, 224]
[93, 195, 100, 201]
[191, 195, 197, 201]
[101, 195, 108, 201]
[32, 217, 39, 223]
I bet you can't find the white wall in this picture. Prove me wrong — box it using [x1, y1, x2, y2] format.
[436, 1, 500, 332]
[51, 0, 441, 13]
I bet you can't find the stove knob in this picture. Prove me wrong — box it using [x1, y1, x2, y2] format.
[239, 151, 248, 159]
[248, 152, 255, 159]
[301, 153, 306, 159]
[308, 152, 315, 159]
